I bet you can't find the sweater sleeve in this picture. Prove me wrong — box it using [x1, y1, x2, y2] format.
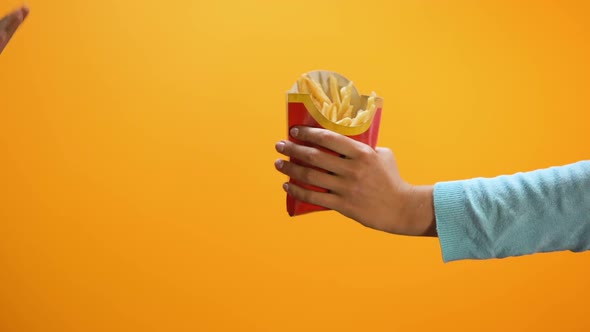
[434, 160, 590, 262]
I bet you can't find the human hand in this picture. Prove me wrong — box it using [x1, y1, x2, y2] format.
[0, 5, 29, 55]
[275, 126, 436, 237]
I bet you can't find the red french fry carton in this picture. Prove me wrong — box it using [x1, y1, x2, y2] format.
[286, 70, 384, 216]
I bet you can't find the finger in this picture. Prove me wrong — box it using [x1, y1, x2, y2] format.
[0, 7, 26, 30]
[0, 14, 9, 31]
[275, 140, 351, 175]
[275, 159, 343, 192]
[4, 10, 24, 35]
[0, 7, 27, 54]
[20, 6, 30, 21]
[289, 126, 369, 159]
[282, 182, 340, 210]
[0, 9, 23, 31]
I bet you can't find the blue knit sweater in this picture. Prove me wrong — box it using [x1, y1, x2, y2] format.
[434, 161, 590, 262]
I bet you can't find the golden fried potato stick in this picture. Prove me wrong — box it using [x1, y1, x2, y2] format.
[350, 110, 368, 126]
[329, 74, 341, 107]
[363, 94, 377, 123]
[330, 104, 338, 122]
[342, 104, 353, 120]
[336, 117, 353, 126]
[338, 82, 353, 119]
[303, 75, 331, 106]
[297, 76, 309, 94]
[320, 102, 331, 119]
[366, 95, 375, 114]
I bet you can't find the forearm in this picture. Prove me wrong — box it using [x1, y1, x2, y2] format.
[434, 161, 590, 262]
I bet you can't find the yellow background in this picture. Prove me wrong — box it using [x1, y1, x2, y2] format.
[1, 0, 589, 331]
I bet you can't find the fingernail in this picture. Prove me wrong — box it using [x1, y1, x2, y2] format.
[275, 141, 285, 152]
[290, 127, 299, 138]
[283, 183, 289, 192]
[275, 159, 284, 170]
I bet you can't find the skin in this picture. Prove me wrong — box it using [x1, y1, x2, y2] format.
[275, 126, 437, 237]
[0, 6, 29, 55]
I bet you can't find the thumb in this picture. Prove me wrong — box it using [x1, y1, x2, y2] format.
[376, 147, 399, 169]
[376, 147, 394, 158]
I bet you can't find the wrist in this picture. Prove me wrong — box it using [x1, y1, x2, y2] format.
[401, 184, 437, 237]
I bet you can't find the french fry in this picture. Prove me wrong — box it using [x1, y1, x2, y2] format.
[336, 117, 353, 126]
[300, 75, 322, 110]
[366, 102, 377, 119]
[342, 104, 353, 119]
[297, 76, 309, 94]
[303, 75, 331, 106]
[351, 110, 371, 126]
[320, 102, 331, 119]
[329, 74, 341, 106]
[366, 95, 375, 114]
[338, 86, 351, 119]
[330, 104, 338, 122]
[311, 99, 322, 113]
[338, 85, 347, 116]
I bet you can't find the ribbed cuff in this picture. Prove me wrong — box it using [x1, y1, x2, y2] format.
[434, 181, 470, 263]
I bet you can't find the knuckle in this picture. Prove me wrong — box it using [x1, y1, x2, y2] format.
[281, 161, 293, 175]
[349, 168, 363, 182]
[305, 149, 320, 165]
[359, 145, 375, 158]
[298, 189, 312, 203]
[296, 127, 307, 140]
[288, 144, 304, 160]
[287, 183, 299, 197]
[299, 168, 313, 184]
[314, 130, 330, 145]
[296, 127, 310, 142]
[350, 184, 363, 197]
[341, 163, 356, 177]
[358, 146, 377, 165]
[294, 186, 322, 207]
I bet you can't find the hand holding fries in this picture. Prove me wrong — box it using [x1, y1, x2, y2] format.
[275, 127, 437, 236]
[285, 70, 383, 216]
